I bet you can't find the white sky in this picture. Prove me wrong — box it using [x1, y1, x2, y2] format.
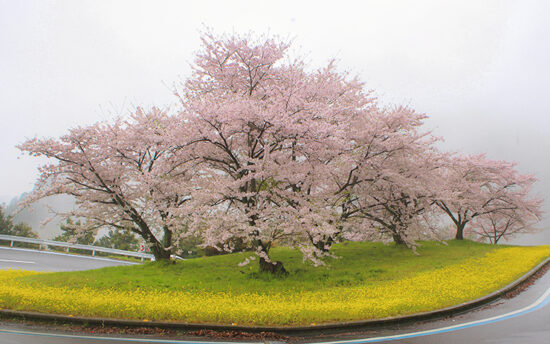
[1, 0, 549, 239]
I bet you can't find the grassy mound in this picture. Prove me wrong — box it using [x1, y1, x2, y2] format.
[1, 240, 549, 326]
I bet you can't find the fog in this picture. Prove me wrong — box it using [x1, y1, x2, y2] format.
[1, 0, 548, 243]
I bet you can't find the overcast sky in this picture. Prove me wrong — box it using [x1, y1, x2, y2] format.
[1, 0, 549, 241]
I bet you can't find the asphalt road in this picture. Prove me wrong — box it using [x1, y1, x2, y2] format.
[0, 248, 549, 343]
[0, 246, 136, 271]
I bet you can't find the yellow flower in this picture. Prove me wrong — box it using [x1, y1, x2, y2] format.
[0, 246, 548, 326]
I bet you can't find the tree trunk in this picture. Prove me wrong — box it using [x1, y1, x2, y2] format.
[314, 236, 334, 253]
[455, 223, 465, 240]
[162, 226, 172, 251]
[259, 256, 288, 275]
[145, 229, 171, 261]
[255, 242, 288, 275]
[392, 233, 407, 246]
[150, 242, 171, 260]
[124, 205, 172, 261]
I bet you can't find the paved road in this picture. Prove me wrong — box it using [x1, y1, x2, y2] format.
[301, 266, 550, 344]
[0, 246, 136, 271]
[0, 248, 549, 343]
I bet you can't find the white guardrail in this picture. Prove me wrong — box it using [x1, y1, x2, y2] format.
[0, 234, 154, 261]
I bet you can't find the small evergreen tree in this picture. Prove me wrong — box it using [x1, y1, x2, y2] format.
[95, 228, 139, 251]
[0, 206, 38, 247]
[53, 218, 95, 245]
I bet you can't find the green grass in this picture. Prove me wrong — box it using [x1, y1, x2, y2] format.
[23, 240, 499, 294]
[2, 240, 548, 326]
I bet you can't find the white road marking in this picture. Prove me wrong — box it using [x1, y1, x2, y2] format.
[0, 258, 35, 264]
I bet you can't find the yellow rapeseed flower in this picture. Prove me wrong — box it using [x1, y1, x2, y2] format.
[0, 246, 548, 326]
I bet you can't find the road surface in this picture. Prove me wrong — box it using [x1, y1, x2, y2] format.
[0, 246, 136, 271]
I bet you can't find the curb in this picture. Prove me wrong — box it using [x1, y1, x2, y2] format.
[1, 257, 549, 334]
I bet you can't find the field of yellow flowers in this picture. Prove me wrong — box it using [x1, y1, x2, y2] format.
[1, 241, 549, 326]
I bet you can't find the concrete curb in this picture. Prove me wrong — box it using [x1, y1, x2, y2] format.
[1, 257, 549, 334]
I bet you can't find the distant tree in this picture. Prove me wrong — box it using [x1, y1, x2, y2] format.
[9, 223, 38, 239]
[53, 218, 95, 245]
[178, 235, 204, 258]
[0, 207, 11, 234]
[471, 207, 540, 244]
[435, 155, 542, 240]
[350, 134, 445, 247]
[95, 228, 139, 252]
[0, 206, 38, 248]
[0, 206, 37, 238]
[18, 108, 194, 261]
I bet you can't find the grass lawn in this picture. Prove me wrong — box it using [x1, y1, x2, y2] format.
[1, 240, 549, 326]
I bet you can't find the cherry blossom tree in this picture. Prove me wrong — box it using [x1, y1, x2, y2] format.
[435, 154, 542, 240]
[172, 31, 387, 272]
[471, 206, 540, 244]
[274, 106, 437, 262]
[339, 120, 446, 247]
[18, 108, 194, 260]
[19, 30, 544, 271]
[171, 32, 462, 270]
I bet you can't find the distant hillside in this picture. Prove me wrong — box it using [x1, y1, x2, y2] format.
[5, 193, 76, 239]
